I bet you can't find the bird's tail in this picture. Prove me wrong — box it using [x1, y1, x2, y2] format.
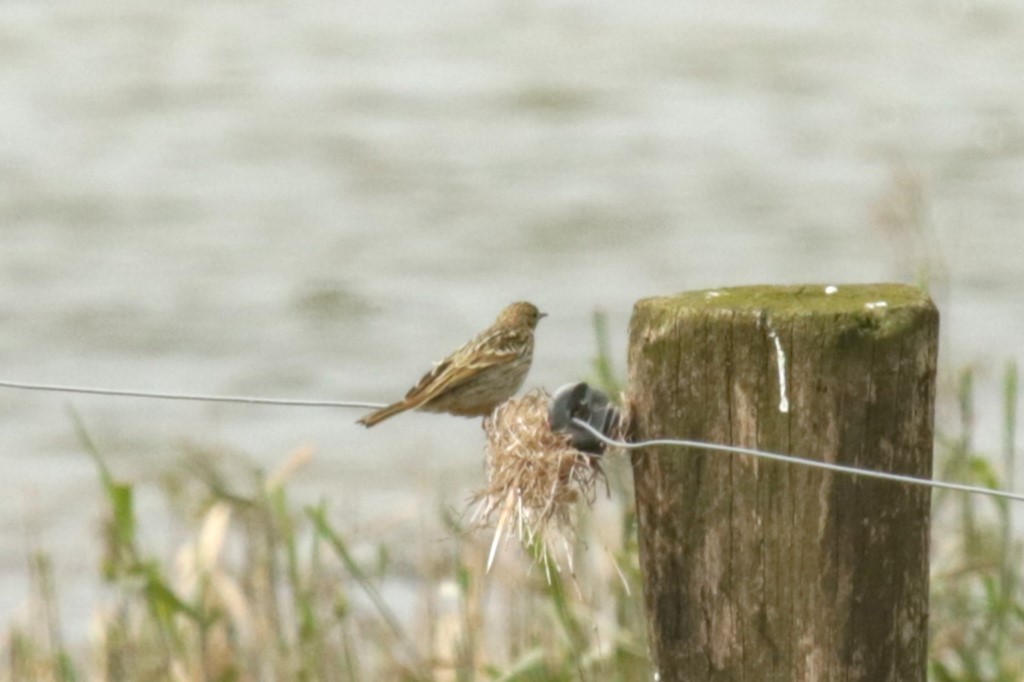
[357, 400, 412, 427]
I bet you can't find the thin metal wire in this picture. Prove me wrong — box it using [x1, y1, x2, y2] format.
[0, 379, 387, 410]
[571, 418, 1024, 504]
[3, 376, 1020, 503]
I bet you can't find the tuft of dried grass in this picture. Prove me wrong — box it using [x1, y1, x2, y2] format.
[471, 388, 606, 575]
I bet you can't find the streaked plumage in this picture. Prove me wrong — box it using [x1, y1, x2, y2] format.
[357, 302, 545, 427]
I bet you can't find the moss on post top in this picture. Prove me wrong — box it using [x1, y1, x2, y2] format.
[635, 283, 936, 337]
[637, 283, 931, 315]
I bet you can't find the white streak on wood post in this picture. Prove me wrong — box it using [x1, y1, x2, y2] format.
[768, 328, 790, 413]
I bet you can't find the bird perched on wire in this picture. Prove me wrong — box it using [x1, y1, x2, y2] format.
[357, 301, 546, 427]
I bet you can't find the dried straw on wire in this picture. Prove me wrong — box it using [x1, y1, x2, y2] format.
[471, 388, 606, 574]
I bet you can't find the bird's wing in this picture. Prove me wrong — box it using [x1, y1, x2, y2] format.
[401, 328, 529, 406]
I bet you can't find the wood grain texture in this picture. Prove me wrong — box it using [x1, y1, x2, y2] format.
[628, 284, 938, 682]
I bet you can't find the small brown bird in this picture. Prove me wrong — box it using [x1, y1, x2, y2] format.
[357, 302, 545, 427]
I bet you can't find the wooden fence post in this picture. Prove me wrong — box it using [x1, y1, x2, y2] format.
[627, 284, 938, 681]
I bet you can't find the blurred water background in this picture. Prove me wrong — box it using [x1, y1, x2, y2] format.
[1, 0, 1023, 627]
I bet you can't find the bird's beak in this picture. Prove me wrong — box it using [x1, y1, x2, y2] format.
[539, 312, 548, 319]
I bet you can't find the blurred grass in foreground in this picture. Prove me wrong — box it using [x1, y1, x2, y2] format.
[5, 436, 648, 681]
[2, 318, 1022, 681]
[930, 361, 1023, 681]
